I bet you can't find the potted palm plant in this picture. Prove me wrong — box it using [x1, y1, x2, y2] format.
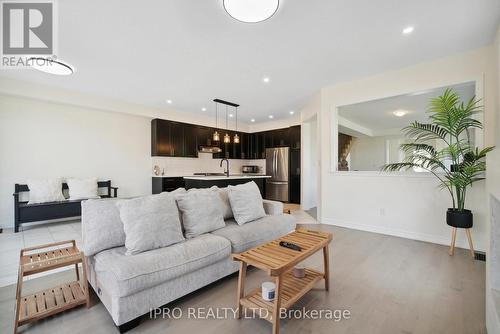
[382, 88, 494, 255]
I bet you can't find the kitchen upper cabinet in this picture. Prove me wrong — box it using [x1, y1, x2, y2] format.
[170, 122, 185, 157]
[256, 132, 266, 159]
[152, 119, 301, 160]
[289, 125, 301, 149]
[240, 133, 249, 159]
[184, 125, 198, 158]
[264, 131, 274, 149]
[273, 128, 289, 147]
[196, 126, 212, 147]
[151, 119, 171, 156]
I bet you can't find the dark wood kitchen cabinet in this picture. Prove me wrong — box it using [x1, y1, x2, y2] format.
[170, 122, 184, 157]
[289, 125, 301, 149]
[152, 177, 185, 194]
[184, 125, 198, 158]
[195, 126, 212, 147]
[152, 119, 300, 161]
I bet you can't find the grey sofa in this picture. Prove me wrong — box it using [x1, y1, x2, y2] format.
[81, 192, 295, 332]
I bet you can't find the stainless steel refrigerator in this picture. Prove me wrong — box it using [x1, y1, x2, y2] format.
[266, 147, 289, 202]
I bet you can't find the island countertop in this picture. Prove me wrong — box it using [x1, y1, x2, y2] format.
[183, 175, 271, 181]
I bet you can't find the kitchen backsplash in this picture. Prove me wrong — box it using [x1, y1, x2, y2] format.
[152, 153, 266, 176]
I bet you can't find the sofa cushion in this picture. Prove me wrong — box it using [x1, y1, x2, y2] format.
[118, 192, 185, 255]
[227, 181, 266, 225]
[81, 198, 126, 256]
[212, 186, 233, 219]
[93, 234, 231, 297]
[175, 190, 226, 238]
[211, 214, 296, 253]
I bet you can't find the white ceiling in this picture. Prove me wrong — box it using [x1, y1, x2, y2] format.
[0, 0, 498, 124]
[338, 82, 476, 135]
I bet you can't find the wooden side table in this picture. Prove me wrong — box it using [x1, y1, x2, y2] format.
[14, 240, 90, 334]
[232, 228, 332, 334]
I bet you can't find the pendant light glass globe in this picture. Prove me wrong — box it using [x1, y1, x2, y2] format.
[233, 133, 240, 144]
[223, 0, 279, 23]
[224, 133, 231, 144]
[213, 131, 220, 142]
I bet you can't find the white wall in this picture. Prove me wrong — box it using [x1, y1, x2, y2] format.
[319, 46, 498, 252]
[301, 116, 318, 210]
[151, 154, 265, 176]
[0, 93, 267, 229]
[349, 136, 386, 171]
[0, 95, 152, 228]
[300, 93, 322, 212]
[486, 24, 500, 334]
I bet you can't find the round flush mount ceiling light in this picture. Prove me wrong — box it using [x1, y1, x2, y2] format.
[28, 57, 74, 75]
[402, 26, 414, 34]
[166, 99, 173, 104]
[393, 109, 409, 117]
[223, 0, 279, 23]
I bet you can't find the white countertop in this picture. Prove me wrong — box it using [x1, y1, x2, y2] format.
[183, 175, 271, 180]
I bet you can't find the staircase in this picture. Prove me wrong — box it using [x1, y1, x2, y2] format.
[338, 133, 353, 171]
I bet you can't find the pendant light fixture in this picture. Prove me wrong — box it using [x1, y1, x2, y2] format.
[212, 99, 240, 144]
[233, 106, 240, 144]
[223, 105, 231, 144]
[213, 101, 220, 142]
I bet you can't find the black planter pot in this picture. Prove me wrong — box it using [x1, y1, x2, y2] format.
[446, 208, 473, 228]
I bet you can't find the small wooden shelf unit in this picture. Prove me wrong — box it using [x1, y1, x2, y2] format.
[14, 240, 89, 334]
[232, 228, 333, 334]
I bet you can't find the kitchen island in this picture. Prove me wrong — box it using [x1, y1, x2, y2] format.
[152, 175, 270, 196]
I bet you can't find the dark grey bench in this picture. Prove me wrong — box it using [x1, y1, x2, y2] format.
[13, 180, 118, 233]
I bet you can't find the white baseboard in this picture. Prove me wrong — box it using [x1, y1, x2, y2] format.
[322, 217, 485, 252]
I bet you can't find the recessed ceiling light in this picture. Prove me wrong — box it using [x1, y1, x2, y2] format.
[268, 115, 274, 119]
[201, 107, 207, 111]
[29, 57, 74, 75]
[263, 77, 270, 83]
[289, 110, 295, 115]
[402, 26, 414, 34]
[223, 0, 279, 23]
[250, 118, 255, 122]
[393, 109, 408, 117]
[166, 99, 173, 104]
[229, 113, 234, 118]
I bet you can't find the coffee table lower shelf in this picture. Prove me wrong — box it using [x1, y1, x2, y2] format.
[239, 268, 323, 321]
[17, 280, 88, 326]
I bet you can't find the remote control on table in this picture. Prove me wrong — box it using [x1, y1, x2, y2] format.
[279, 241, 302, 251]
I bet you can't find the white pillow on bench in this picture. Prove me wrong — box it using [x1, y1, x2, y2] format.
[27, 178, 66, 204]
[67, 178, 100, 200]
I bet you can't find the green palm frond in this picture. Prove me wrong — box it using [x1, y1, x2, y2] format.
[402, 122, 450, 142]
[382, 87, 495, 211]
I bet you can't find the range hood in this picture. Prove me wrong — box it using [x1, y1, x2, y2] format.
[198, 145, 222, 154]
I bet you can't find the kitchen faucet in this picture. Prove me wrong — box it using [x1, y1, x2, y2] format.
[220, 158, 229, 177]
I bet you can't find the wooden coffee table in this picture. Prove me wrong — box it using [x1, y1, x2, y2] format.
[232, 228, 332, 334]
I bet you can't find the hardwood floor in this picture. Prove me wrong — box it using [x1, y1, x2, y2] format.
[0, 224, 485, 334]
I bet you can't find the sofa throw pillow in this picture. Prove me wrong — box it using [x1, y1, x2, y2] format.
[175, 190, 226, 238]
[67, 178, 100, 200]
[81, 198, 126, 256]
[27, 178, 66, 204]
[227, 181, 266, 225]
[210, 186, 233, 219]
[118, 192, 185, 255]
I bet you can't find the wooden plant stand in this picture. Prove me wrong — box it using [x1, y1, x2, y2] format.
[14, 240, 90, 334]
[232, 228, 332, 334]
[449, 227, 475, 258]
